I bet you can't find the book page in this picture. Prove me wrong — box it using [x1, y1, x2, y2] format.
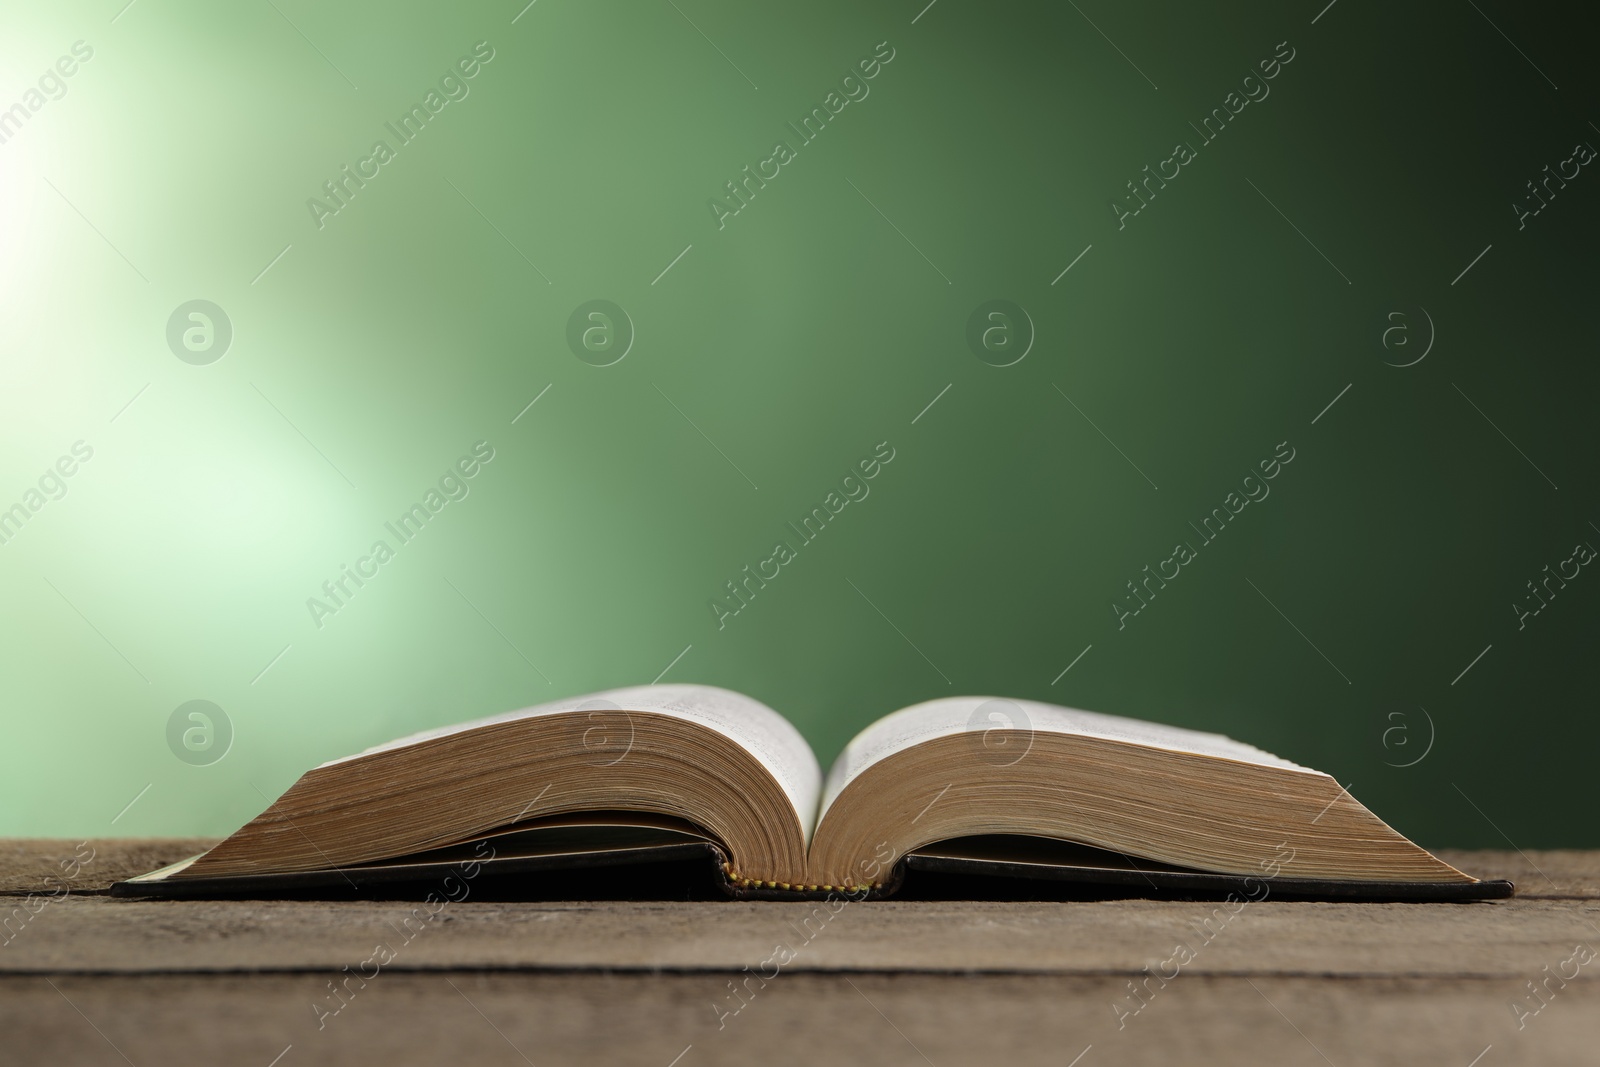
[323, 684, 824, 840]
[820, 696, 1320, 814]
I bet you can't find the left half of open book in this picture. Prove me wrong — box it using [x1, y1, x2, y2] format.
[120, 685, 824, 895]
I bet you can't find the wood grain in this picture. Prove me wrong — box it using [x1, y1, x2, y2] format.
[2, 841, 1596, 1066]
[3, 972, 1596, 1067]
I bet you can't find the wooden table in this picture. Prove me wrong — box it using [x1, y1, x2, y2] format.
[2, 841, 1596, 1066]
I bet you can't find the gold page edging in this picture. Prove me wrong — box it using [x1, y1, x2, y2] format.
[721, 862, 879, 894]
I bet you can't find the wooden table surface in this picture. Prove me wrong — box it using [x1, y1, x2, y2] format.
[1, 840, 1596, 1066]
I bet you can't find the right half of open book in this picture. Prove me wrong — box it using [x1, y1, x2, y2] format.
[801, 694, 1504, 899]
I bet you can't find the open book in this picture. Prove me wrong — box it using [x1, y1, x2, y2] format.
[115, 685, 1511, 901]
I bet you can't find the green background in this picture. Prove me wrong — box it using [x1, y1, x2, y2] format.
[1, 0, 1595, 848]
